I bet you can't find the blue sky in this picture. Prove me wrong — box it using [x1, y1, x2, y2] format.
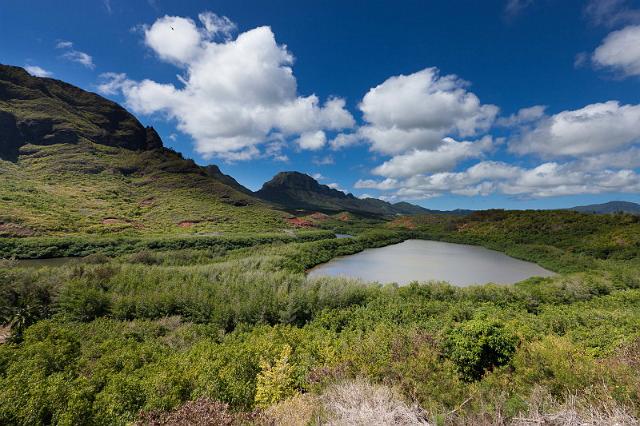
[2, 0, 640, 209]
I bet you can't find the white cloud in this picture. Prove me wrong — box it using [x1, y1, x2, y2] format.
[56, 40, 73, 49]
[56, 40, 95, 69]
[97, 72, 131, 95]
[61, 50, 95, 69]
[361, 160, 640, 200]
[509, 101, 640, 157]
[198, 11, 236, 40]
[311, 173, 326, 181]
[372, 136, 493, 178]
[577, 146, 640, 170]
[329, 132, 362, 150]
[101, 12, 354, 160]
[497, 105, 546, 127]
[355, 67, 499, 186]
[25, 65, 52, 78]
[358, 68, 498, 154]
[327, 182, 347, 193]
[593, 25, 640, 77]
[354, 178, 398, 190]
[295, 130, 326, 150]
[357, 193, 375, 199]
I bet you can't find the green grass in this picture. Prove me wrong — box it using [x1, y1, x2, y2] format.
[0, 142, 288, 237]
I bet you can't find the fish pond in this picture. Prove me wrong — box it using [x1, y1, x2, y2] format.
[308, 239, 555, 286]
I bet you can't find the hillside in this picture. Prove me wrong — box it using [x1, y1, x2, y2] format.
[0, 65, 286, 236]
[570, 201, 640, 215]
[255, 171, 433, 216]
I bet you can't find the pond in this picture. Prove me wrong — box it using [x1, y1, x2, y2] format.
[307, 239, 555, 286]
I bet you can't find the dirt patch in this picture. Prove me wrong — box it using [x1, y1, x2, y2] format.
[388, 216, 416, 230]
[139, 197, 155, 207]
[0, 222, 35, 237]
[335, 212, 352, 222]
[286, 217, 315, 228]
[178, 221, 196, 228]
[308, 212, 330, 221]
[102, 218, 127, 225]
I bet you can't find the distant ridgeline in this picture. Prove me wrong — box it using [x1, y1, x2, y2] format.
[254, 171, 465, 216]
[569, 201, 640, 215]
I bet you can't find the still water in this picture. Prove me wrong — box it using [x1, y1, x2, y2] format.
[307, 239, 555, 286]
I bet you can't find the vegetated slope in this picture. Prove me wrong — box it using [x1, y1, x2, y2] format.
[388, 209, 640, 270]
[0, 65, 286, 236]
[569, 200, 640, 215]
[204, 164, 254, 196]
[255, 171, 436, 216]
[1, 213, 640, 424]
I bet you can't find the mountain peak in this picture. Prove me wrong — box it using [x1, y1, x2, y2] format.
[0, 64, 163, 161]
[256, 171, 435, 216]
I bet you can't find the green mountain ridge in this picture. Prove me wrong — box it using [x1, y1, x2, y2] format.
[255, 171, 434, 216]
[0, 64, 285, 237]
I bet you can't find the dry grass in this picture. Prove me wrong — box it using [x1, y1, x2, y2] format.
[321, 378, 429, 425]
[511, 388, 638, 426]
[0, 326, 10, 344]
[263, 393, 320, 425]
[136, 398, 262, 426]
[445, 387, 639, 426]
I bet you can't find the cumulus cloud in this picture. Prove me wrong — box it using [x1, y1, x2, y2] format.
[497, 105, 546, 127]
[25, 65, 52, 78]
[361, 160, 640, 200]
[295, 131, 326, 150]
[353, 67, 498, 186]
[592, 25, 640, 77]
[372, 136, 493, 178]
[330, 132, 362, 150]
[358, 68, 498, 154]
[509, 101, 640, 157]
[198, 11, 236, 40]
[100, 12, 354, 160]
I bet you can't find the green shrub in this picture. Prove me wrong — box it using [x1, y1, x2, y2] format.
[444, 319, 519, 381]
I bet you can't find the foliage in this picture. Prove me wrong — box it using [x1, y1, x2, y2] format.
[444, 319, 519, 381]
[255, 344, 297, 408]
[0, 210, 639, 424]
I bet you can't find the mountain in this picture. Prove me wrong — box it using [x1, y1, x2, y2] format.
[255, 171, 433, 216]
[204, 165, 253, 195]
[569, 201, 640, 215]
[0, 65, 284, 237]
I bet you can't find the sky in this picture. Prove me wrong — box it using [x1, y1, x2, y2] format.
[2, 0, 640, 210]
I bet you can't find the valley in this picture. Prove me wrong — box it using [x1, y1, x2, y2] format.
[1, 65, 639, 425]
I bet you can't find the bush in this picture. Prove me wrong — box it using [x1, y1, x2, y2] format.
[444, 319, 519, 381]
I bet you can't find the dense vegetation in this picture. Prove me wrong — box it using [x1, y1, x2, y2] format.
[5, 63, 637, 424]
[1, 211, 639, 424]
